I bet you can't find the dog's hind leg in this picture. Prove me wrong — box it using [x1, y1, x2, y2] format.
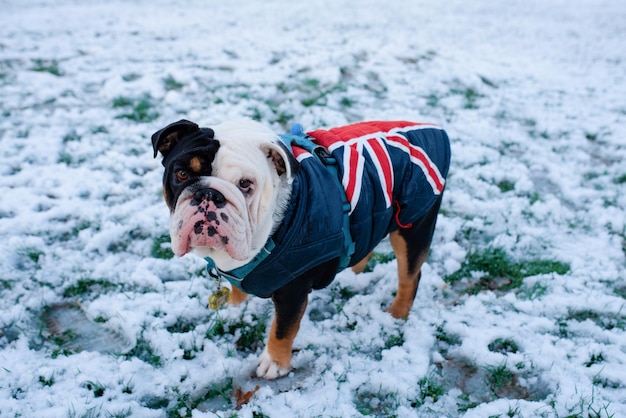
[351, 252, 373, 274]
[387, 231, 424, 319]
[387, 196, 443, 319]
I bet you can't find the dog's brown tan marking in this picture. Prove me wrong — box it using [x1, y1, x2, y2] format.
[189, 156, 203, 173]
[229, 286, 248, 305]
[162, 186, 170, 211]
[387, 230, 425, 319]
[351, 252, 373, 274]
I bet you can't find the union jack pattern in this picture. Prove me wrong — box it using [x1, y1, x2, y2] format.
[301, 121, 448, 214]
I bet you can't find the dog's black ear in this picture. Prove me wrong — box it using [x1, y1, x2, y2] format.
[152, 119, 204, 158]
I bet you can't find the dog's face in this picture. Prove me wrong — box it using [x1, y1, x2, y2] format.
[152, 119, 296, 271]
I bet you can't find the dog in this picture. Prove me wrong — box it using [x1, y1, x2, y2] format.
[152, 118, 450, 379]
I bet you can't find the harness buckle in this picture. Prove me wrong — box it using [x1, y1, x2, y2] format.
[313, 147, 337, 166]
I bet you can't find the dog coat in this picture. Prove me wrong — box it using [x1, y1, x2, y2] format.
[214, 121, 451, 297]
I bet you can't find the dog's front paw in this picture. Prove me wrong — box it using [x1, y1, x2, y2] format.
[256, 348, 290, 380]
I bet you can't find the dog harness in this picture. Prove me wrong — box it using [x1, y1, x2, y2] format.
[206, 121, 451, 298]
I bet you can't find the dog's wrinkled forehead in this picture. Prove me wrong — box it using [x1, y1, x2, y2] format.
[151, 119, 220, 167]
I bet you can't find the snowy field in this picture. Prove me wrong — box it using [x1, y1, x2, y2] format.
[1, 0, 625, 416]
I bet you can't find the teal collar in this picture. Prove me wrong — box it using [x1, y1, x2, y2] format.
[205, 238, 276, 291]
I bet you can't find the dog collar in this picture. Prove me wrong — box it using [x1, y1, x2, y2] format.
[205, 238, 276, 292]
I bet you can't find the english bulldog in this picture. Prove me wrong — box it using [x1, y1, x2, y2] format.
[151, 118, 450, 379]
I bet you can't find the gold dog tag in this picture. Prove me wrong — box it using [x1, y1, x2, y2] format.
[209, 286, 230, 310]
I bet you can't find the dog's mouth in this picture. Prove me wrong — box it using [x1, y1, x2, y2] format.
[169, 187, 251, 260]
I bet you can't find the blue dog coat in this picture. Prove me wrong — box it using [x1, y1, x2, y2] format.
[212, 121, 451, 297]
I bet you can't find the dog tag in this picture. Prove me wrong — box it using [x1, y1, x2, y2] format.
[208, 286, 231, 310]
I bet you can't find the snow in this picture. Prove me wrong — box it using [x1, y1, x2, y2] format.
[1, 0, 625, 416]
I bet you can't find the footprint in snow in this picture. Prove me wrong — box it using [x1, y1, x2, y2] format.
[41, 303, 132, 355]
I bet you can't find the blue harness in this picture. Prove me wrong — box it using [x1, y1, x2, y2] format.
[205, 124, 354, 297]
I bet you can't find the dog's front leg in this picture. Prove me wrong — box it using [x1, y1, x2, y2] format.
[256, 279, 310, 379]
[229, 286, 248, 305]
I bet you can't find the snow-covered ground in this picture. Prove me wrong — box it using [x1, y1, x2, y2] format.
[1, 0, 625, 416]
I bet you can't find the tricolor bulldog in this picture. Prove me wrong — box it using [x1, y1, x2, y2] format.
[152, 118, 450, 379]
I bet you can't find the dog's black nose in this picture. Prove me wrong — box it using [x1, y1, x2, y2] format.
[192, 188, 226, 207]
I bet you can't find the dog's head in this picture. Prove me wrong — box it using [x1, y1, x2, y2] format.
[152, 119, 297, 271]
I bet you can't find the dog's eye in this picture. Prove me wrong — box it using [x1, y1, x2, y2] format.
[175, 170, 189, 182]
[238, 179, 253, 190]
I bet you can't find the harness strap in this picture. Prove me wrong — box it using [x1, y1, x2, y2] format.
[279, 124, 355, 271]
